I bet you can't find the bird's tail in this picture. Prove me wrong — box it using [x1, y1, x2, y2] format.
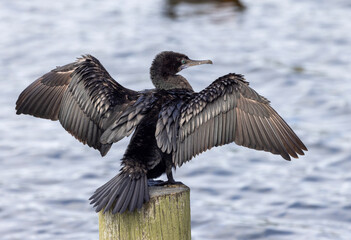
[89, 170, 149, 214]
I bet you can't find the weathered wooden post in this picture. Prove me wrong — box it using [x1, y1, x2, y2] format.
[99, 184, 191, 240]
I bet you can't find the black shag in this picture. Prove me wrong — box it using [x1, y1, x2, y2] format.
[16, 51, 307, 213]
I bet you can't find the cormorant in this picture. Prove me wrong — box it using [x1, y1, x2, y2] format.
[15, 51, 307, 214]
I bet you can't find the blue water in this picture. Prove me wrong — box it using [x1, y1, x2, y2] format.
[1, 0, 351, 239]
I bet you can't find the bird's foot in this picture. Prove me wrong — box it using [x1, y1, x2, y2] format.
[148, 179, 183, 186]
[166, 179, 183, 185]
[148, 179, 165, 186]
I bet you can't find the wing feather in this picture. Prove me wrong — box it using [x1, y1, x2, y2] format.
[156, 73, 307, 166]
[16, 63, 77, 120]
[16, 55, 139, 156]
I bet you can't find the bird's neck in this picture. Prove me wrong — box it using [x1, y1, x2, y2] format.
[150, 67, 193, 91]
[152, 74, 193, 91]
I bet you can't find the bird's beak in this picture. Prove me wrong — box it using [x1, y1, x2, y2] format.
[179, 59, 213, 71]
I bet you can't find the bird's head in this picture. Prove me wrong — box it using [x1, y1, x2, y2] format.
[150, 51, 212, 90]
[152, 51, 212, 75]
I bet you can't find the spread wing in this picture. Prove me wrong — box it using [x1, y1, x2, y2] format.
[156, 73, 307, 166]
[16, 55, 139, 156]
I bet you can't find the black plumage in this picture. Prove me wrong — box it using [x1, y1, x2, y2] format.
[16, 51, 307, 213]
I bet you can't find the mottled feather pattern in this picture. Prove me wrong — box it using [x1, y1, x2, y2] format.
[70, 56, 125, 120]
[155, 90, 193, 154]
[16, 55, 139, 156]
[100, 92, 160, 144]
[156, 74, 243, 157]
[155, 73, 307, 166]
[56, 56, 128, 155]
[156, 100, 182, 154]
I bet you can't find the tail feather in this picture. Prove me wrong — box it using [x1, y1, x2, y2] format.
[114, 179, 135, 213]
[90, 172, 148, 213]
[129, 179, 140, 212]
[89, 175, 120, 205]
[143, 175, 150, 202]
[112, 177, 132, 213]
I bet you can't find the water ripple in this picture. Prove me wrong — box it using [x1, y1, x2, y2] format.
[1, 0, 351, 239]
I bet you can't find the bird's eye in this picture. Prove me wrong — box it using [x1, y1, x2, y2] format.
[181, 60, 186, 64]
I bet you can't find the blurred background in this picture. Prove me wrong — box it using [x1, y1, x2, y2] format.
[1, 0, 351, 239]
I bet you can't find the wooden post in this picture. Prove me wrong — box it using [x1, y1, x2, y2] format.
[99, 184, 191, 240]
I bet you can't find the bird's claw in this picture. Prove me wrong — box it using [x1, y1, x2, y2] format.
[148, 179, 183, 186]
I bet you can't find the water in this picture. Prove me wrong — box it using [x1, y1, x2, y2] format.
[1, 0, 351, 239]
